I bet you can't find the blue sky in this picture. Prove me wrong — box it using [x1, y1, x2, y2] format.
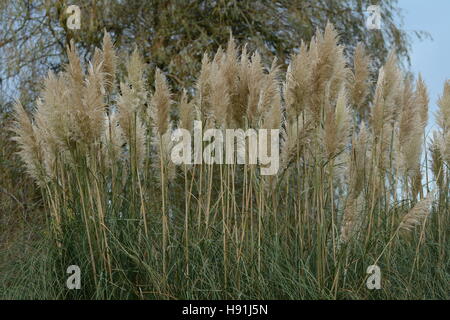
[397, 0, 450, 132]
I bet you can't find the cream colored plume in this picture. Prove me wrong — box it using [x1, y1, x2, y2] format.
[399, 192, 434, 233]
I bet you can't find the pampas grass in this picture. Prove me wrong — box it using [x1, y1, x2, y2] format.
[349, 43, 371, 117]
[8, 25, 449, 300]
[399, 192, 434, 233]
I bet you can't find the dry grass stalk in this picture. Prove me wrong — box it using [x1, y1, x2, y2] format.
[399, 193, 434, 233]
[101, 31, 117, 94]
[349, 43, 371, 116]
[436, 80, 450, 163]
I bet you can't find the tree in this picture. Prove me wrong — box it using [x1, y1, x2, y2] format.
[0, 0, 427, 105]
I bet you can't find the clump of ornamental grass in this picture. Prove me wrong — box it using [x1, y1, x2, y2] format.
[9, 25, 449, 299]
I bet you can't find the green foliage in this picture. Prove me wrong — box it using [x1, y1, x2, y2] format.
[0, 0, 426, 100]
